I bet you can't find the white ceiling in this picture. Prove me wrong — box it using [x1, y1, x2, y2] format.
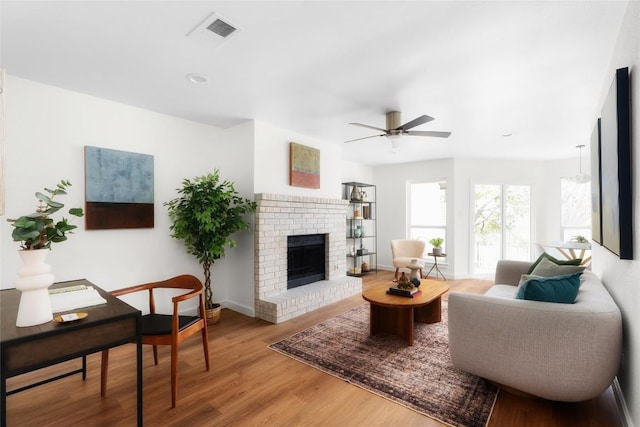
[0, 1, 628, 165]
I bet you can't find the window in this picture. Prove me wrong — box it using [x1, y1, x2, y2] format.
[560, 178, 591, 242]
[408, 181, 446, 254]
[473, 184, 531, 274]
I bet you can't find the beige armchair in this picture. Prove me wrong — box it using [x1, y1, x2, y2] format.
[391, 239, 426, 279]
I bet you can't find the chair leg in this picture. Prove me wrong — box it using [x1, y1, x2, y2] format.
[394, 268, 399, 280]
[153, 345, 159, 365]
[202, 327, 210, 371]
[420, 268, 424, 278]
[100, 349, 109, 397]
[171, 343, 178, 408]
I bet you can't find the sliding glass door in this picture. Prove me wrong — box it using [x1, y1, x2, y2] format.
[473, 184, 531, 274]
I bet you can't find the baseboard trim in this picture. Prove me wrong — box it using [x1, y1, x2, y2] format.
[613, 377, 635, 427]
[222, 300, 255, 318]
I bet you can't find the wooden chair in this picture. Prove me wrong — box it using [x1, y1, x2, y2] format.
[100, 274, 210, 408]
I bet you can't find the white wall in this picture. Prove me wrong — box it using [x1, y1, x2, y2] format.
[253, 121, 344, 199]
[0, 78, 373, 319]
[373, 157, 573, 278]
[200, 120, 256, 315]
[374, 158, 453, 272]
[340, 159, 374, 185]
[1, 76, 255, 316]
[590, 2, 640, 424]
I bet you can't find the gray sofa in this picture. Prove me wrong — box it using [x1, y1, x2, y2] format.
[448, 260, 622, 401]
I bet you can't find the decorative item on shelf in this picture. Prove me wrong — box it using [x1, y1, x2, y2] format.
[362, 205, 370, 219]
[354, 226, 362, 238]
[165, 169, 257, 325]
[361, 262, 370, 272]
[350, 246, 356, 256]
[356, 247, 368, 256]
[354, 209, 361, 218]
[429, 237, 444, 256]
[350, 185, 363, 201]
[349, 267, 362, 275]
[6, 180, 84, 327]
[358, 225, 365, 237]
[361, 190, 368, 201]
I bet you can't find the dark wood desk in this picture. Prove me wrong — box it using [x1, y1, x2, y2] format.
[0, 279, 142, 426]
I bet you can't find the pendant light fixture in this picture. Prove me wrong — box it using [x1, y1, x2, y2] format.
[571, 144, 590, 183]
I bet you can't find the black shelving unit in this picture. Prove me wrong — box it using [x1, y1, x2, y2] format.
[342, 182, 377, 277]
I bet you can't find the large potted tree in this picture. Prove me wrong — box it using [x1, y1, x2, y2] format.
[164, 170, 256, 324]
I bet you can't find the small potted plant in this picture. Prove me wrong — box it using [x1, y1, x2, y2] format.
[164, 170, 256, 324]
[429, 237, 444, 256]
[8, 180, 84, 250]
[6, 180, 84, 327]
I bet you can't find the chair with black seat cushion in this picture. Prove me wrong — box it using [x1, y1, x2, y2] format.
[100, 274, 210, 408]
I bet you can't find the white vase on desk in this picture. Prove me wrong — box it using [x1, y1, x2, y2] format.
[15, 249, 55, 327]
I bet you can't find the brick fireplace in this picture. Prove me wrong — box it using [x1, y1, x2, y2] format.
[254, 194, 362, 323]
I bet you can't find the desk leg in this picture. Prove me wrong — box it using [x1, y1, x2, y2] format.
[1, 372, 6, 427]
[136, 324, 143, 426]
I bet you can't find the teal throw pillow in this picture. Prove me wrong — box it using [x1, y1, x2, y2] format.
[530, 257, 585, 277]
[526, 252, 582, 274]
[515, 272, 583, 304]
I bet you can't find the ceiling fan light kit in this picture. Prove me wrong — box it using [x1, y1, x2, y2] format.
[345, 111, 451, 144]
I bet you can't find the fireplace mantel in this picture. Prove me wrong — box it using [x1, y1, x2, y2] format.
[254, 194, 362, 323]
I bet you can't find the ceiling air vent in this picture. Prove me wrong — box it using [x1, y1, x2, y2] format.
[187, 13, 240, 49]
[207, 18, 237, 38]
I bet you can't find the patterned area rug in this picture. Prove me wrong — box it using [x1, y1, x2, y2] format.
[269, 300, 498, 427]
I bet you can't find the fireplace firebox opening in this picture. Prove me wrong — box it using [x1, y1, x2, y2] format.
[287, 234, 326, 289]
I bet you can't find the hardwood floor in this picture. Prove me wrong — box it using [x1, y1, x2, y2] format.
[6, 271, 621, 426]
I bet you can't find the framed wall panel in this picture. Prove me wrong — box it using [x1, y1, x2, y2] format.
[590, 118, 602, 245]
[599, 67, 632, 259]
[289, 142, 320, 189]
[84, 146, 154, 229]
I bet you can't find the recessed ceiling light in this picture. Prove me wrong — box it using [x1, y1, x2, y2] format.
[186, 73, 208, 84]
[501, 133, 513, 137]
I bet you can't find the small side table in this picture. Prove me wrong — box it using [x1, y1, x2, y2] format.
[425, 253, 447, 281]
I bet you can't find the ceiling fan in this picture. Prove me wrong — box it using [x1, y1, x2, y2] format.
[345, 111, 451, 143]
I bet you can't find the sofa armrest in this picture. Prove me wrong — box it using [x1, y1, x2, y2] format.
[447, 291, 621, 401]
[494, 260, 532, 285]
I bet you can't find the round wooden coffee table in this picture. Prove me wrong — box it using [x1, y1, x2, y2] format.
[362, 279, 449, 346]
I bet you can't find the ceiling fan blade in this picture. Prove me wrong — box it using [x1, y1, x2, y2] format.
[405, 130, 452, 138]
[344, 134, 386, 143]
[349, 122, 388, 133]
[396, 115, 434, 131]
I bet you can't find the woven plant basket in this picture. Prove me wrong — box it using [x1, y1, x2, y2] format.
[206, 304, 222, 325]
